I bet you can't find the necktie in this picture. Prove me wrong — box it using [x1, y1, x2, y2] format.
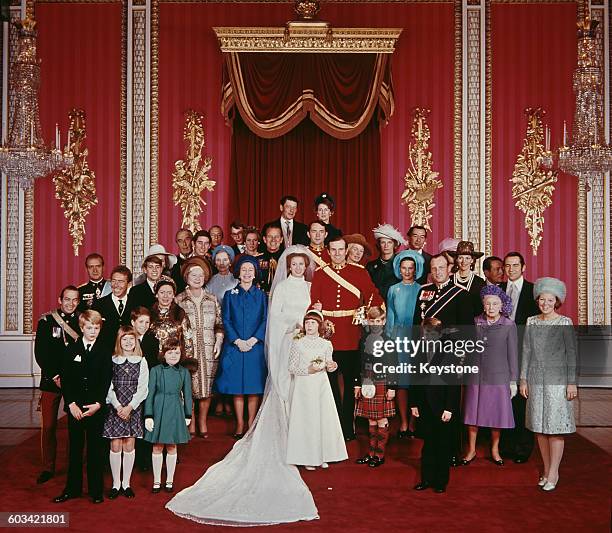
[85, 343, 91, 353]
[507, 283, 518, 320]
[285, 221, 292, 245]
[118, 299, 124, 316]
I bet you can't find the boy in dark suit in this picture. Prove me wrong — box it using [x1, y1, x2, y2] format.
[53, 310, 112, 504]
[410, 318, 461, 493]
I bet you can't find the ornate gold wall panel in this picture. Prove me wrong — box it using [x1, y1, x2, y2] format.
[150, 0, 159, 245]
[453, 0, 463, 238]
[120, 0, 127, 264]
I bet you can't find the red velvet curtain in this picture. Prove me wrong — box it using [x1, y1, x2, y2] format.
[229, 113, 382, 235]
[225, 52, 391, 232]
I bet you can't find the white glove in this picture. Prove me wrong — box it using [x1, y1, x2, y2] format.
[213, 338, 223, 359]
[235, 339, 249, 352]
[510, 381, 518, 399]
[185, 418, 191, 426]
[145, 418, 154, 432]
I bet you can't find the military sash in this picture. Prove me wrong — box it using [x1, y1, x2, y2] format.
[322, 265, 361, 300]
[50, 310, 80, 344]
[310, 253, 327, 269]
[419, 284, 464, 319]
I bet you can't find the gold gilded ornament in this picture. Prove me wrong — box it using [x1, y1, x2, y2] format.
[401, 108, 442, 231]
[172, 110, 215, 233]
[510, 108, 558, 256]
[53, 109, 98, 256]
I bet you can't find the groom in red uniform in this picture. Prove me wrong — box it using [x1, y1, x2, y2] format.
[310, 236, 383, 441]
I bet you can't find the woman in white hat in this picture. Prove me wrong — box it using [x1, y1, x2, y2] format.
[519, 277, 577, 492]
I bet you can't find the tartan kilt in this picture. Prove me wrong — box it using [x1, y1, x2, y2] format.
[355, 380, 395, 419]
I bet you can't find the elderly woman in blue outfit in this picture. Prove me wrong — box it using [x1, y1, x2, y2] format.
[385, 250, 425, 438]
[214, 255, 268, 439]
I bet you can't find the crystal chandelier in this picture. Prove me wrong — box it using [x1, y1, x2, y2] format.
[0, 18, 72, 189]
[558, 13, 612, 176]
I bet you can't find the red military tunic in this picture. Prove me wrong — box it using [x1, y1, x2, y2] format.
[308, 245, 331, 267]
[310, 262, 383, 350]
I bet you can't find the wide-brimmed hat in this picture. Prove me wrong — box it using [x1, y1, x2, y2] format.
[233, 254, 261, 280]
[534, 277, 567, 303]
[438, 237, 461, 256]
[314, 192, 335, 211]
[393, 250, 425, 280]
[456, 240, 484, 259]
[144, 244, 177, 269]
[212, 244, 235, 264]
[372, 223, 406, 246]
[480, 284, 513, 317]
[343, 233, 372, 257]
[181, 256, 212, 284]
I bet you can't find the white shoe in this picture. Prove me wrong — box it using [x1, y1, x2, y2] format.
[541, 480, 557, 492]
[537, 477, 547, 487]
[321, 462, 329, 469]
[304, 466, 316, 471]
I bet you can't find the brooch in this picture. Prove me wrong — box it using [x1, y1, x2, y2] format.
[230, 288, 239, 295]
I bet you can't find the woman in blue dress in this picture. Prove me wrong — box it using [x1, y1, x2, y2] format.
[214, 255, 268, 438]
[385, 250, 425, 438]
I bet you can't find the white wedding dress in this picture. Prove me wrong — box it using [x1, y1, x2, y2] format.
[166, 247, 318, 526]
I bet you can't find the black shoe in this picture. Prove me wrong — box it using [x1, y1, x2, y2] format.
[37, 470, 54, 484]
[53, 492, 77, 503]
[397, 429, 410, 439]
[123, 487, 135, 498]
[108, 488, 122, 499]
[449, 456, 461, 467]
[233, 432, 244, 440]
[344, 434, 356, 442]
[513, 455, 528, 464]
[165, 482, 174, 493]
[152, 483, 161, 494]
[92, 495, 104, 504]
[433, 486, 446, 493]
[368, 456, 385, 468]
[355, 455, 373, 465]
[460, 454, 476, 466]
[413, 482, 430, 491]
[491, 458, 505, 466]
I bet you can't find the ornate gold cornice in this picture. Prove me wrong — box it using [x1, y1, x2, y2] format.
[214, 26, 402, 53]
[120, 0, 127, 264]
[150, 0, 160, 245]
[453, 0, 462, 238]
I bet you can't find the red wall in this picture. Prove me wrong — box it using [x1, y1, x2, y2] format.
[158, 2, 455, 250]
[35, 3, 122, 322]
[491, 3, 578, 321]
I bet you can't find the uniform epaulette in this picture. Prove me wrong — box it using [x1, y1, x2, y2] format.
[39, 309, 55, 322]
[77, 282, 89, 289]
[420, 282, 435, 289]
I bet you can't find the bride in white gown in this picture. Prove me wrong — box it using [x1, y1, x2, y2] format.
[166, 245, 318, 526]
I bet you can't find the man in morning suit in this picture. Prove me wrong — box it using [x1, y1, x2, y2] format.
[407, 225, 432, 285]
[34, 285, 81, 484]
[263, 195, 309, 249]
[499, 251, 539, 463]
[412, 253, 474, 466]
[53, 310, 112, 504]
[92, 265, 134, 347]
[310, 236, 383, 440]
[77, 253, 110, 312]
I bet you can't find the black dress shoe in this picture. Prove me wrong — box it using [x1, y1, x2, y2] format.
[355, 455, 373, 465]
[165, 482, 174, 493]
[413, 482, 430, 491]
[37, 470, 54, 484]
[449, 456, 461, 467]
[108, 488, 122, 499]
[123, 487, 135, 498]
[460, 455, 476, 466]
[397, 429, 409, 439]
[513, 455, 528, 464]
[92, 496, 104, 504]
[53, 492, 76, 504]
[368, 456, 385, 468]
[152, 483, 161, 494]
[344, 434, 356, 442]
[433, 486, 446, 493]
[233, 432, 244, 440]
[491, 458, 504, 466]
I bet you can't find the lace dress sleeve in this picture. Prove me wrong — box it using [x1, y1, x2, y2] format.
[288, 340, 310, 376]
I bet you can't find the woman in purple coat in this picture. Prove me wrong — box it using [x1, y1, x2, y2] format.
[462, 284, 518, 466]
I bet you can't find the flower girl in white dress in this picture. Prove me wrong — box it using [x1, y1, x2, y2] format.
[287, 310, 348, 470]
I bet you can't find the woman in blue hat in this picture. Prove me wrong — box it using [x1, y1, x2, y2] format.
[214, 255, 268, 438]
[386, 250, 425, 438]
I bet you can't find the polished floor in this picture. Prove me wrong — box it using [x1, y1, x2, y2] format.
[1, 387, 611, 457]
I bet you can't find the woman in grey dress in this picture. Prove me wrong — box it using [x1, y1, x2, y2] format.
[519, 277, 578, 492]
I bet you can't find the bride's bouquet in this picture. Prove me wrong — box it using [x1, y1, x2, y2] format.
[310, 356, 326, 371]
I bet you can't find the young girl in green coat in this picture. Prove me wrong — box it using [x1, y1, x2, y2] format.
[144, 339, 192, 493]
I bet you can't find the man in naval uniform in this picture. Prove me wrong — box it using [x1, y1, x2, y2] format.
[412, 253, 474, 466]
[77, 253, 110, 312]
[310, 236, 383, 441]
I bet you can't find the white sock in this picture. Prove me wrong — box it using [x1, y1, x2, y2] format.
[121, 450, 136, 489]
[109, 450, 122, 490]
[152, 453, 163, 485]
[165, 453, 178, 484]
